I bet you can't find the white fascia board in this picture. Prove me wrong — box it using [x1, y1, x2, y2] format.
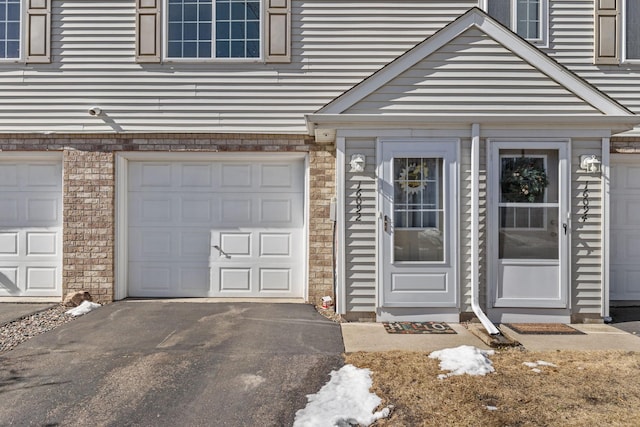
[307, 114, 640, 132]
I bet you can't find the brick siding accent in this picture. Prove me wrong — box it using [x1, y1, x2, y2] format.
[63, 150, 115, 303]
[308, 144, 337, 306]
[0, 134, 335, 304]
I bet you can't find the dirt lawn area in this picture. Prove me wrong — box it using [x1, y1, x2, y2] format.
[346, 349, 640, 426]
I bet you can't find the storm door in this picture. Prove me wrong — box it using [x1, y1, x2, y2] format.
[489, 142, 569, 308]
[379, 141, 458, 307]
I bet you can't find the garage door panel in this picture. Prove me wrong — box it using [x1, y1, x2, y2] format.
[260, 233, 291, 256]
[181, 198, 213, 222]
[221, 164, 252, 188]
[128, 159, 304, 298]
[0, 199, 19, 223]
[27, 164, 60, 187]
[181, 163, 214, 187]
[0, 233, 18, 254]
[26, 232, 57, 255]
[220, 198, 252, 224]
[180, 232, 210, 257]
[25, 267, 58, 291]
[0, 267, 18, 292]
[218, 268, 252, 291]
[0, 159, 62, 297]
[260, 164, 293, 188]
[138, 163, 173, 188]
[260, 269, 291, 291]
[0, 164, 18, 186]
[220, 232, 252, 256]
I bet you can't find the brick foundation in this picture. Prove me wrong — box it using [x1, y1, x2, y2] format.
[0, 133, 335, 304]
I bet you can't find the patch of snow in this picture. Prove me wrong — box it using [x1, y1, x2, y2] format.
[293, 364, 390, 427]
[486, 406, 498, 411]
[523, 360, 557, 373]
[428, 345, 495, 378]
[65, 301, 101, 317]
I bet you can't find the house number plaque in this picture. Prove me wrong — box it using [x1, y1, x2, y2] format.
[355, 181, 363, 221]
[581, 181, 589, 222]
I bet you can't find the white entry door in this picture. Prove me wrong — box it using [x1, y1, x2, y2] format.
[489, 142, 569, 309]
[0, 158, 63, 297]
[380, 141, 458, 308]
[128, 158, 305, 298]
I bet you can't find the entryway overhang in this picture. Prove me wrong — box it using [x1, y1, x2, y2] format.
[307, 7, 639, 325]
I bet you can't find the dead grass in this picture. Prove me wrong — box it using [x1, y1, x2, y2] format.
[346, 349, 640, 426]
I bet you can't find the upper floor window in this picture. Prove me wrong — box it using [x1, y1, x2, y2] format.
[624, 0, 640, 60]
[0, 0, 50, 63]
[485, 0, 549, 47]
[166, 0, 261, 59]
[0, 0, 21, 59]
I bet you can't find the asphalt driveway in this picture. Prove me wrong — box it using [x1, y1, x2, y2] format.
[0, 301, 344, 426]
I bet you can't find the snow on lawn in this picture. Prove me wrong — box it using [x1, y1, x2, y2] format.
[429, 345, 495, 379]
[293, 364, 390, 427]
[295, 346, 499, 425]
[523, 360, 557, 373]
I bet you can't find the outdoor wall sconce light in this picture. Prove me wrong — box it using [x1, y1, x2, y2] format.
[350, 154, 366, 172]
[580, 154, 601, 173]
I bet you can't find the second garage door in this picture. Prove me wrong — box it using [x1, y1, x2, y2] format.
[128, 158, 305, 298]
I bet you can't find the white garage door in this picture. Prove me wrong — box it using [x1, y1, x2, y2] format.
[611, 155, 640, 302]
[128, 158, 305, 298]
[0, 158, 63, 297]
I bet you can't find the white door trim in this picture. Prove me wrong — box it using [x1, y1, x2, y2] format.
[486, 139, 571, 312]
[376, 138, 460, 314]
[114, 152, 308, 301]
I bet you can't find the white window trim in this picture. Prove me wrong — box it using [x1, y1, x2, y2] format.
[0, 0, 24, 63]
[162, 0, 264, 63]
[481, 0, 549, 48]
[622, 0, 640, 63]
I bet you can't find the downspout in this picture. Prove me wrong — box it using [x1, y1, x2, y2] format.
[471, 123, 501, 335]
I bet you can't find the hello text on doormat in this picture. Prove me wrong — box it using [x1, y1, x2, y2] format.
[383, 321, 457, 334]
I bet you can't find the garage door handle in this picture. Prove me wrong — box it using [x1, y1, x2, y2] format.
[213, 245, 231, 259]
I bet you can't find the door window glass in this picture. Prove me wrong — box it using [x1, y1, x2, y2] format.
[393, 157, 444, 262]
[498, 149, 558, 260]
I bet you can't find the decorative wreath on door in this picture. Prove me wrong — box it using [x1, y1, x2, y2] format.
[500, 157, 549, 203]
[399, 163, 428, 194]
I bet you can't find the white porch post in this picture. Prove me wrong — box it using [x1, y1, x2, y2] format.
[601, 137, 611, 320]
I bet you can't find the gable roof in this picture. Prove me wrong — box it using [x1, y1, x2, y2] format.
[308, 7, 634, 129]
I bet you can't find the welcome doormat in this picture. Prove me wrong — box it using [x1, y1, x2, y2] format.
[383, 321, 457, 334]
[504, 323, 585, 335]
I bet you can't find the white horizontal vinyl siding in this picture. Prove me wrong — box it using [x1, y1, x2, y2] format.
[571, 139, 604, 315]
[344, 138, 376, 313]
[345, 28, 601, 115]
[0, 0, 476, 133]
[548, 1, 640, 116]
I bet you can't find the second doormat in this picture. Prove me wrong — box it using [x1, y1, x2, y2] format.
[383, 321, 457, 334]
[504, 323, 585, 335]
